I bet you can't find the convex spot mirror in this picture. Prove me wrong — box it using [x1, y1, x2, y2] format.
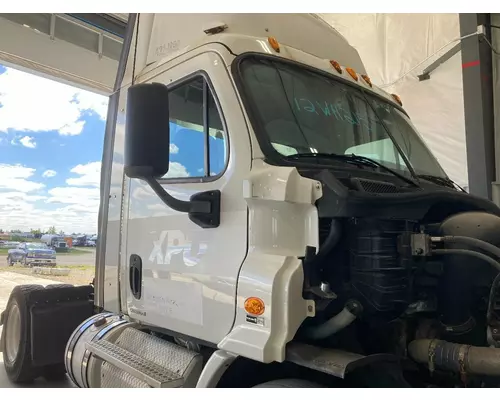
[124, 82, 170, 180]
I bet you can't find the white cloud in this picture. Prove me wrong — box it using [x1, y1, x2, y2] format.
[66, 162, 101, 187]
[42, 169, 57, 178]
[0, 184, 100, 233]
[170, 143, 179, 154]
[0, 164, 44, 192]
[0, 162, 100, 233]
[0, 191, 47, 206]
[20, 136, 36, 148]
[47, 186, 100, 210]
[165, 162, 189, 178]
[0, 67, 108, 136]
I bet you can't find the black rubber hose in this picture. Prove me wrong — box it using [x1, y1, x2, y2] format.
[435, 235, 500, 260]
[432, 248, 500, 272]
[434, 248, 500, 333]
[487, 272, 500, 323]
[316, 219, 341, 262]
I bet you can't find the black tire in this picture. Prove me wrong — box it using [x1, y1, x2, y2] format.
[45, 284, 73, 289]
[22, 257, 28, 268]
[42, 364, 67, 381]
[1, 285, 45, 383]
[252, 379, 325, 388]
[7, 256, 14, 266]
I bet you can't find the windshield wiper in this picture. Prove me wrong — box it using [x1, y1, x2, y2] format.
[416, 174, 466, 192]
[286, 153, 420, 188]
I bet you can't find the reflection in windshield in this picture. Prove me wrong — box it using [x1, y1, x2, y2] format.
[238, 57, 448, 179]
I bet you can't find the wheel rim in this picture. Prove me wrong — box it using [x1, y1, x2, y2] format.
[5, 303, 21, 363]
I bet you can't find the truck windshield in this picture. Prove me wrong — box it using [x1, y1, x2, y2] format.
[27, 243, 48, 250]
[237, 57, 448, 180]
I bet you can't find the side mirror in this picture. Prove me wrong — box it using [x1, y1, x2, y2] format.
[123, 82, 221, 229]
[124, 82, 171, 180]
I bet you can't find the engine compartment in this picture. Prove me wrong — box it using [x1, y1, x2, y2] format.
[298, 167, 500, 387]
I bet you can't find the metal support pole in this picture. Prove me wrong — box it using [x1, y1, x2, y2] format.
[491, 14, 500, 205]
[460, 13, 495, 200]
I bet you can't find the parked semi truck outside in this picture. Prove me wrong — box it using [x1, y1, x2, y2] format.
[3, 13, 500, 388]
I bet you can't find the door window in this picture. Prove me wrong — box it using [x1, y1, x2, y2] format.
[162, 76, 227, 180]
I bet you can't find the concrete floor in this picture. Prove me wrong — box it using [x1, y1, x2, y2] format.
[0, 271, 75, 388]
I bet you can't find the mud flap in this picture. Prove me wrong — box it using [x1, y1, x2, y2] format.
[29, 285, 94, 367]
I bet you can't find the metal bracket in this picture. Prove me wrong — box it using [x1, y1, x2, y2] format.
[417, 42, 462, 81]
[410, 233, 432, 256]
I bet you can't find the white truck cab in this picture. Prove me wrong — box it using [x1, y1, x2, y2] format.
[5, 14, 500, 388]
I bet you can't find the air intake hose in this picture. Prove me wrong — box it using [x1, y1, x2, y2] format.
[305, 300, 363, 340]
[408, 339, 500, 376]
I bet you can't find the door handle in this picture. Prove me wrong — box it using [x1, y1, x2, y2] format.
[129, 254, 142, 300]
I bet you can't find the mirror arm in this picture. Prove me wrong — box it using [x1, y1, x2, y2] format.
[145, 177, 205, 213]
[145, 177, 220, 229]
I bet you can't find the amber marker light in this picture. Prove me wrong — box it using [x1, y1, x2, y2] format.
[244, 297, 265, 316]
[391, 93, 403, 106]
[361, 74, 372, 87]
[346, 67, 358, 81]
[330, 60, 342, 74]
[268, 37, 280, 53]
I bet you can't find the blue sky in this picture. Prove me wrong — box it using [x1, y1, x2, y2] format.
[0, 65, 107, 234]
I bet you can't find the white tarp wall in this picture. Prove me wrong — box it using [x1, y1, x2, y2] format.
[321, 14, 468, 188]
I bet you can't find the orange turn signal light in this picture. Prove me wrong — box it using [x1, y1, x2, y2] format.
[244, 297, 265, 316]
[330, 60, 342, 74]
[391, 93, 403, 106]
[268, 37, 280, 53]
[346, 67, 358, 81]
[361, 74, 372, 87]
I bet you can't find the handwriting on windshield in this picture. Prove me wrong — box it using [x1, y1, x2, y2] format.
[293, 97, 381, 133]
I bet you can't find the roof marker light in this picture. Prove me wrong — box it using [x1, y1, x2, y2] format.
[391, 93, 403, 106]
[346, 67, 358, 81]
[330, 60, 342, 74]
[268, 37, 280, 53]
[361, 74, 372, 87]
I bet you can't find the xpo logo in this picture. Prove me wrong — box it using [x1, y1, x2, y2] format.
[148, 230, 205, 267]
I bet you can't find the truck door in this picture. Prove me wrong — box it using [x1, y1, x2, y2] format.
[122, 50, 251, 345]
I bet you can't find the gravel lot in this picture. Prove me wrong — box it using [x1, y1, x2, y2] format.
[0, 248, 95, 287]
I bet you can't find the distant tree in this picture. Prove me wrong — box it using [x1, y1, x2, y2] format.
[11, 229, 22, 233]
[31, 228, 42, 239]
[47, 226, 57, 234]
[59, 230, 65, 235]
[0, 229, 3, 233]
